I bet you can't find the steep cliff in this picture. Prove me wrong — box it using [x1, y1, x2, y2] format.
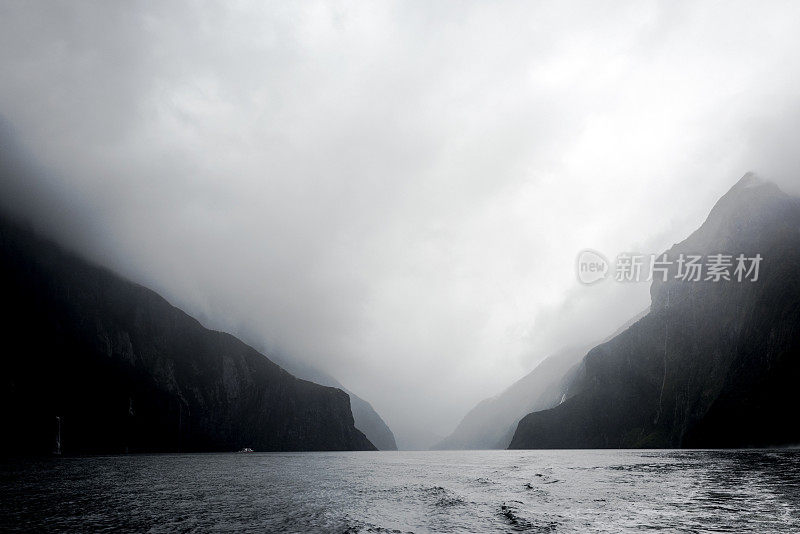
[0, 216, 375, 454]
[436, 308, 648, 450]
[434, 346, 587, 450]
[267, 354, 398, 450]
[510, 174, 800, 449]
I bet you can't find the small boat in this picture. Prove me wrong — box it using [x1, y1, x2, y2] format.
[238, 447, 254, 453]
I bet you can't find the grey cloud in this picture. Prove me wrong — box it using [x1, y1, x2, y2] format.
[1, 1, 800, 445]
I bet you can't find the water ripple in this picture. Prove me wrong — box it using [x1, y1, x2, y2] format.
[2, 449, 799, 533]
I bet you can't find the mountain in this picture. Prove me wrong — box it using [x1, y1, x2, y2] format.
[393, 427, 445, 451]
[0, 216, 375, 454]
[434, 346, 587, 450]
[435, 309, 649, 450]
[510, 174, 800, 449]
[266, 353, 398, 450]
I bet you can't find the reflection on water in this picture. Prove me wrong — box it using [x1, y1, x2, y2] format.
[2, 449, 799, 532]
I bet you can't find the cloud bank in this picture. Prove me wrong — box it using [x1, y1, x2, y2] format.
[1, 1, 799, 446]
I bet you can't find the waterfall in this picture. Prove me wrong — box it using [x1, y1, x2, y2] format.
[54, 416, 62, 455]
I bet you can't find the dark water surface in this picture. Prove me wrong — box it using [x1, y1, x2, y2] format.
[2, 449, 799, 532]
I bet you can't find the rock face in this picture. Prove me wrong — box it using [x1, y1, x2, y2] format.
[434, 346, 587, 450]
[435, 309, 648, 450]
[510, 175, 800, 449]
[267, 354, 398, 450]
[0, 216, 375, 454]
[348, 394, 398, 451]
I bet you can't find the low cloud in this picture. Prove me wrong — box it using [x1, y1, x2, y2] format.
[1, 1, 799, 445]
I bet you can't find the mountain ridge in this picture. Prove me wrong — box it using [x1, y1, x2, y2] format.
[265, 352, 398, 450]
[510, 175, 800, 449]
[0, 214, 376, 454]
[435, 307, 650, 450]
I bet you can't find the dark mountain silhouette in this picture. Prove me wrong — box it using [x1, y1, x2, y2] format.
[435, 309, 649, 450]
[510, 174, 800, 449]
[266, 353, 397, 450]
[0, 216, 375, 454]
[433, 346, 587, 450]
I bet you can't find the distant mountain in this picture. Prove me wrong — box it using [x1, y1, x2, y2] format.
[394, 427, 445, 451]
[266, 354, 398, 450]
[510, 174, 800, 449]
[0, 216, 375, 454]
[435, 309, 648, 450]
[433, 346, 587, 450]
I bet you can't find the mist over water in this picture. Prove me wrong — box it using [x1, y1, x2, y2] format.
[3, 2, 800, 446]
[3, 3, 800, 533]
[3, 450, 799, 533]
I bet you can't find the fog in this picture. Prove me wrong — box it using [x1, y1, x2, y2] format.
[1, 1, 800, 448]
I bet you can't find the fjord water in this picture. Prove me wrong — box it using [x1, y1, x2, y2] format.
[2, 450, 799, 533]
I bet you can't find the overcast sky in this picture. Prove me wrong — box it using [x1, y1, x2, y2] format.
[2, 1, 800, 448]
